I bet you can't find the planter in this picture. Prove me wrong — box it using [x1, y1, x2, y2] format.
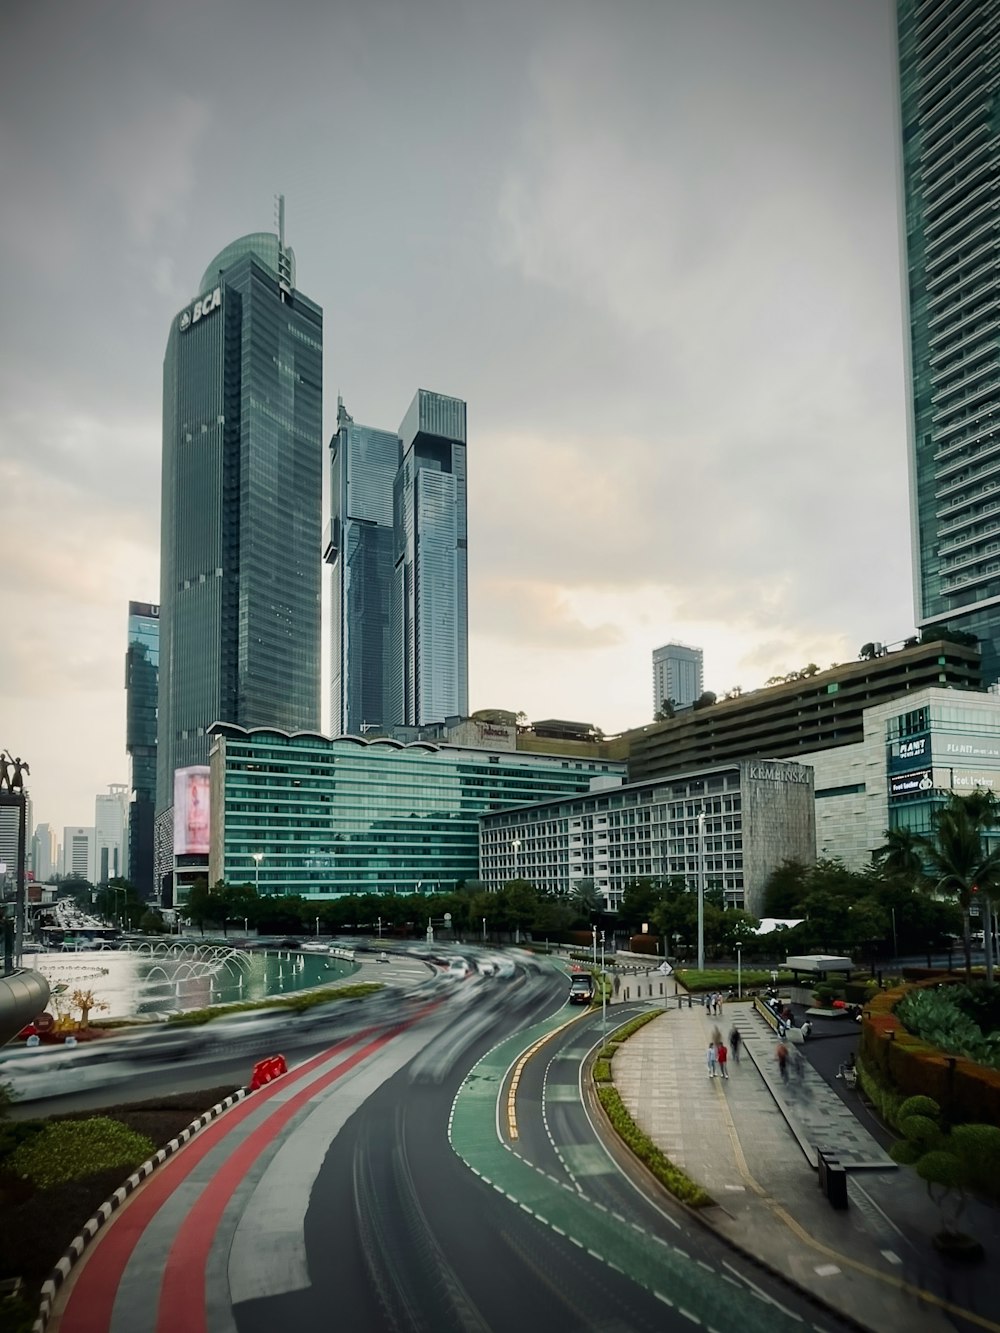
[932, 1231, 984, 1262]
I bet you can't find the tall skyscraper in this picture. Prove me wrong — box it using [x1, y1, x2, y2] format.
[326, 398, 401, 735]
[652, 641, 704, 713]
[898, 2, 1000, 680]
[156, 207, 323, 874]
[390, 389, 468, 726]
[126, 600, 158, 896]
[31, 822, 57, 884]
[95, 784, 129, 884]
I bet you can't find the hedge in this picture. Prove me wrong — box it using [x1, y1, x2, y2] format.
[860, 978, 1000, 1126]
[596, 1085, 712, 1207]
[8, 1119, 156, 1189]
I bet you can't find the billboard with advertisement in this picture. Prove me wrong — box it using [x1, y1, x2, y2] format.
[888, 734, 930, 773]
[938, 735, 1000, 762]
[173, 766, 210, 856]
[889, 769, 933, 797]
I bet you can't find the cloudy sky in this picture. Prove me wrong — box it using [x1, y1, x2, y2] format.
[1, 0, 913, 838]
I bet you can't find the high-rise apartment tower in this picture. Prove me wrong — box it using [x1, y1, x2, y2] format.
[156, 206, 323, 870]
[898, 1, 1000, 679]
[652, 642, 704, 713]
[390, 389, 468, 726]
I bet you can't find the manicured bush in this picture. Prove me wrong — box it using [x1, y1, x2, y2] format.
[167, 982, 382, 1026]
[596, 1085, 712, 1208]
[9, 1119, 156, 1190]
[593, 1060, 613, 1083]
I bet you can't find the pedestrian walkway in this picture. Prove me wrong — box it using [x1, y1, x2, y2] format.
[612, 997, 1000, 1333]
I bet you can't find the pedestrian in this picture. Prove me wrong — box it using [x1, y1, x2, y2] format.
[729, 1026, 741, 1062]
[800, 1019, 812, 1041]
[711, 1025, 722, 1047]
[717, 1040, 729, 1079]
[707, 1042, 718, 1078]
[776, 1040, 789, 1083]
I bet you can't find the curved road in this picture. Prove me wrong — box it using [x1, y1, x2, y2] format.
[48, 962, 852, 1333]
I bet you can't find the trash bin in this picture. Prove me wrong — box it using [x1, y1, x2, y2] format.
[826, 1163, 849, 1210]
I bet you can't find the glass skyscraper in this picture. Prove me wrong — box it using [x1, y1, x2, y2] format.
[391, 389, 468, 725]
[898, 1, 1000, 680]
[326, 398, 401, 735]
[156, 218, 323, 869]
[125, 600, 159, 896]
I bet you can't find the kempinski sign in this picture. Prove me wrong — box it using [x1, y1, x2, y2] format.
[748, 764, 810, 784]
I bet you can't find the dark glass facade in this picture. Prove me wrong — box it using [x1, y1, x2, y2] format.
[391, 389, 468, 725]
[125, 600, 159, 896]
[898, 0, 1000, 677]
[326, 399, 401, 735]
[157, 232, 323, 839]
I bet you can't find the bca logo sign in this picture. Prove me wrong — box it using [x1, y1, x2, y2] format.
[179, 286, 222, 333]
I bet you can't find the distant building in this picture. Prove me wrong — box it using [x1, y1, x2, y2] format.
[652, 642, 703, 713]
[325, 399, 400, 736]
[480, 758, 815, 916]
[391, 390, 468, 726]
[206, 724, 624, 900]
[95, 785, 129, 884]
[897, 1, 1000, 682]
[126, 600, 159, 897]
[62, 827, 95, 883]
[630, 638, 981, 783]
[156, 205, 323, 899]
[0, 795, 31, 894]
[31, 822, 57, 884]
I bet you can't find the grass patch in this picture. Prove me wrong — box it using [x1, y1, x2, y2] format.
[673, 968, 793, 993]
[596, 1084, 712, 1207]
[8, 1120, 156, 1190]
[593, 1060, 613, 1083]
[166, 982, 382, 1026]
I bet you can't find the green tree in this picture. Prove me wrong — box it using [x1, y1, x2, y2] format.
[874, 826, 927, 888]
[920, 793, 1000, 982]
[760, 860, 810, 917]
[618, 878, 664, 934]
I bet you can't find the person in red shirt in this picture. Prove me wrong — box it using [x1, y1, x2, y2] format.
[716, 1040, 729, 1079]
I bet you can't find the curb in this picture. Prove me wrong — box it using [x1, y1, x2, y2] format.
[31, 1087, 249, 1333]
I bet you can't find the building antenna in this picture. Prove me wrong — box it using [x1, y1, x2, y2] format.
[278, 193, 285, 248]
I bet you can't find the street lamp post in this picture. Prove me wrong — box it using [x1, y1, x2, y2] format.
[592, 924, 597, 971]
[600, 930, 607, 1043]
[736, 941, 743, 999]
[696, 810, 706, 973]
[315, 916, 320, 938]
[511, 837, 521, 881]
[243, 917, 248, 936]
[252, 852, 263, 896]
[377, 916, 382, 941]
[482, 916, 487, 944]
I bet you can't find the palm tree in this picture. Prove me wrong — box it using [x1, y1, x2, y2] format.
[920, 794, 1000, 983]
[874, 826, 927, 887]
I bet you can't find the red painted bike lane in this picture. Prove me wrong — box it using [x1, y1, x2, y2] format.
[56, 1025, 408, 1333]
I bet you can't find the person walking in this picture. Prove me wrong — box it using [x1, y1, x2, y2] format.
[707, 1042, 718, 1078]
[729, 1026, 741, 1063]
[717, 1040, 729, 1079]
[776, 1040, 789, 1083]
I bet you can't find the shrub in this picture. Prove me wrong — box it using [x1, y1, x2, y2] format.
[9, 1119, 156, 1189]
[166, 983, 382, 1026]
[596, 1085, 712, 1208]
[593, 1060, 613, 1083]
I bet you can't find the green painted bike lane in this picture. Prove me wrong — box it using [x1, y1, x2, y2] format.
[449, 1009, 812, 1333]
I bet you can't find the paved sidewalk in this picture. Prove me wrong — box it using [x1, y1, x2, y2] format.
[612, 998, 1000, 1333]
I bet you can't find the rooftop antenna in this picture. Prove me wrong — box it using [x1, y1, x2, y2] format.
[278, 193, 285, 248]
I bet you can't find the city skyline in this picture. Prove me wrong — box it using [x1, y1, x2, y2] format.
[2, 0, 916, 837]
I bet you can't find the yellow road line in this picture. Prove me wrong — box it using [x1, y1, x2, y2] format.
[506, 1015, 581, 1141]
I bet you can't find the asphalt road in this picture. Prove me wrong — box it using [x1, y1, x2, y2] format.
[45, 962, 856, 1332]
